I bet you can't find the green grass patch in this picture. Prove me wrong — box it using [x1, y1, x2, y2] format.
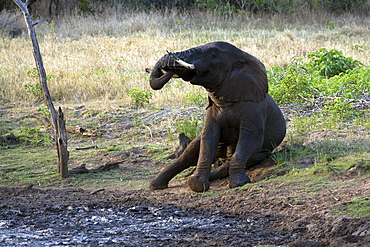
[0, 147, 60, 185]
[335, 197, 370, 218]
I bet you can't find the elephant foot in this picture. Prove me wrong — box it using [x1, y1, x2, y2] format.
[149, 179, 169, 191]
[229, 172, 251, 188]
[187, 175, 210, 192]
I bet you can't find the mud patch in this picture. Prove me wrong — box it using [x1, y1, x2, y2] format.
[0, 187, 369, 246]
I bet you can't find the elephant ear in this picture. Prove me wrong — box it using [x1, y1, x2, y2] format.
[213, 53, 268, 103]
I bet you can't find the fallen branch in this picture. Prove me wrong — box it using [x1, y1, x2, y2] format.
[90, 161, 124, 173]
[76, 146, 98, 150]
[69, 164, 90, 174]
[69, 160, 124, 175]
[91, 188, 105, 195]
[31, 115, 99, 137]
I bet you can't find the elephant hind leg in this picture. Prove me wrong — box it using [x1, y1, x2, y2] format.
[149, 135, 200, 191]
[246, 150, 271, 169]
[209, 161, 229, 181]
[209, 150, 271, 183]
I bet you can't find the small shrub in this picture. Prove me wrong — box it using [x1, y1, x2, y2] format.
[129, 88, 152, 107]
[174, 116, 203, 140]
[37, 105, 51, 118]
[268, 48, 368, 120]
[183, 91, 207, 107]
[320, 67, 370, 117]
[306, 48, 363, 78]
[268, 62, 322, 104]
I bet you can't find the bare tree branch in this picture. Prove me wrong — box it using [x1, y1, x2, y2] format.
[32, 18, 51, 27]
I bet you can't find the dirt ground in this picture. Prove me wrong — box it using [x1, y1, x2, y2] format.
[1, 105, 369, 246]
[1, 171, 369, 246]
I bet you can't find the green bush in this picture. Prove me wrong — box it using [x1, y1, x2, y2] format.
[268, 61, 322, 104]
[174, 116, 203, 140]
[129, 88, 152, 107]
[268, 48, 369, 119]
[306, 48, 363, 78]
[183, 91, 207, 107]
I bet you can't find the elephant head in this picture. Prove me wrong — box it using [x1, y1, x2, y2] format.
[150, 41, 268, 103]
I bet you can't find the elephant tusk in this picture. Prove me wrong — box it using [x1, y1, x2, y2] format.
[161, 68, 180, 78]
[166, 49, 196, 70]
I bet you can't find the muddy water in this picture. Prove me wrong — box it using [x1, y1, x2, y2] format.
[0, 204, 287, 246]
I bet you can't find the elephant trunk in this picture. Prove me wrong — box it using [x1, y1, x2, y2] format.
[149, 68, 175, 90]
[149, 51, 196, 90]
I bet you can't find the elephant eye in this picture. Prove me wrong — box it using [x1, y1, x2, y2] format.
[211, 53, 216, 58]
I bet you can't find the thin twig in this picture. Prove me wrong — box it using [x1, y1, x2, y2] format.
[76, 146, 99, 150]
[91, 188, 105, 195]
[32, 18, 51, 27]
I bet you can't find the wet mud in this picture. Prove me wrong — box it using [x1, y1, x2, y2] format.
[0, 186, 369, 246]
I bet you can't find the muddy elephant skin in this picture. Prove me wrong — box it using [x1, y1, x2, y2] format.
[149, 41, 286, 192]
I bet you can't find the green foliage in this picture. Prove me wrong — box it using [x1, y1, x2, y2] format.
[196, 0, 237, 14]
[25, 68, 54, 102]
[129, 88, 152, 107]
[24, 82, 42, 101]
[306, 48, 363, 78]
[5, 0, 369, 16]
[37, 105, 51, 118]
[268, 48, 369, 120]
[327, 21, 335, 30]
[183, 92, 207, 106]
[174, 116, 203, 140]
[47, 21, 56, 34]
[335, 197, 370, 218]
[78, 0, 95, 15]
[18, 127, 53, 147]
[268, 60, 321, 104]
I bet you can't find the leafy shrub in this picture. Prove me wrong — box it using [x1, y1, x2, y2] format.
[129, 88, 152, 107]
[268, 61, 322, 104]
[306, 48, 363, 78]
[268, 48, 369, 119]
[320, 67, 370, 116]
[183, 91, 207, 107]
[174, 116, 203, 140]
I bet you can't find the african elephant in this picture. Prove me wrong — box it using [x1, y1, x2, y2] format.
[149, 41, 286, 192]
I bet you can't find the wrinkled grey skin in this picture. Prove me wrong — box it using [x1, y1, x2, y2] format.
[149, 41, 286, 192]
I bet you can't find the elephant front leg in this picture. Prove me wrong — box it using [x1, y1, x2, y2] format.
[228, 124, 263, 188]
[187, 123, 220, 192]
[228, 156, 251, 188]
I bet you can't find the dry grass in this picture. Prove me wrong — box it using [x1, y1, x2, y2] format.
[0, 9, 369, 107]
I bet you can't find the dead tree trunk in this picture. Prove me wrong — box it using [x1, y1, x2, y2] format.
[57, 107, 68, 178]
[13, 0, 69, 178]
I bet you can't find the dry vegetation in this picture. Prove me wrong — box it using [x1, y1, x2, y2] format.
[0, 9, 369, 108]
